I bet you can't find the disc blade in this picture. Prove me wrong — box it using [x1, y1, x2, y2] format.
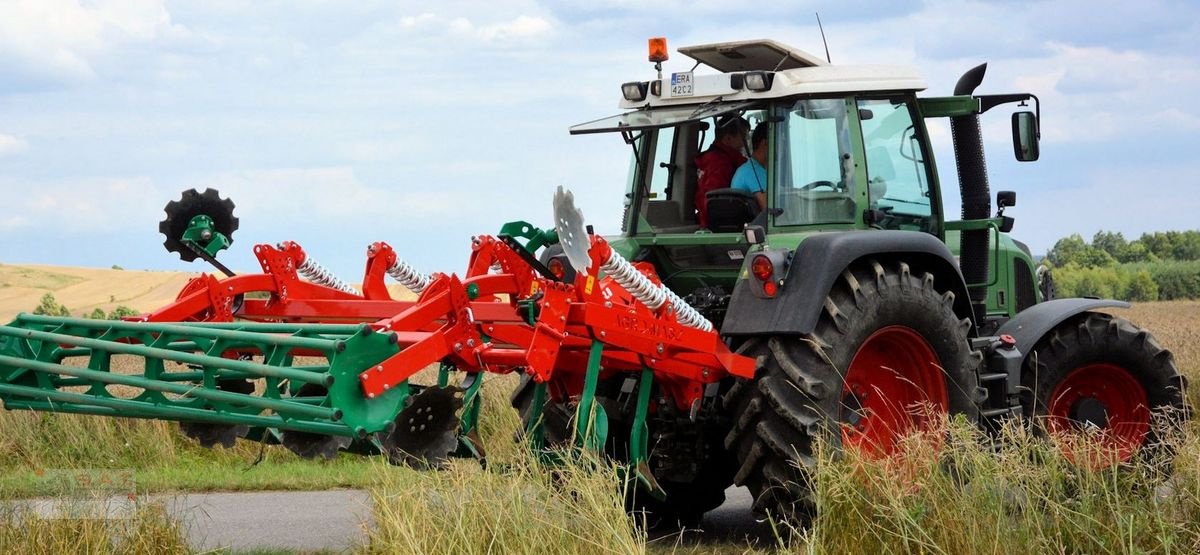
[552, 186, 592, 274]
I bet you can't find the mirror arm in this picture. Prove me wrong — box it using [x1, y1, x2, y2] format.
[978, 94, 1041, 138]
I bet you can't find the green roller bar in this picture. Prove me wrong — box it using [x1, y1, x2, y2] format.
[0, 383, 352, 436]
[0, 355, 336, 421]
[11, 314, 347, 353]
[0, 326, 333, 386]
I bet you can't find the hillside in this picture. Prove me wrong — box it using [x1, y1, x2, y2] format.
[0, 263, 419, 322]
[0, 263, 195, 322]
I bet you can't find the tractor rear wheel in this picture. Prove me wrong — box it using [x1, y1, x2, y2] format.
[722, 259, 982, 524]
[1020, 312, 1188, 465]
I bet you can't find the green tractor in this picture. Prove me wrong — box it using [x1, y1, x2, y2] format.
[521, 38, 1190, 523]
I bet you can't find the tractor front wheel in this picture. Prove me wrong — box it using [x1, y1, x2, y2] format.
[722, 259, 982, 524]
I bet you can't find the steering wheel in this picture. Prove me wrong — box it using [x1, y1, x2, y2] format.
[799, 180, 838, 192]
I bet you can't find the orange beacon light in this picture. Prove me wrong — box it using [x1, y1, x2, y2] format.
[648, 37, 669, 63]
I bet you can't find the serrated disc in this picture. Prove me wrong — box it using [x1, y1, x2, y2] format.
[383, 386, 463, 469]
[552, 186, 591, 273]
[281, 383, 352, 459]
[160, 188, 239, 262]
[179, 378, 254, 448]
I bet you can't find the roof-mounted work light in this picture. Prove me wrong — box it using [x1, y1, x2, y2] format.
[621, 81, 649, 102]
[744, 71, 775, 91]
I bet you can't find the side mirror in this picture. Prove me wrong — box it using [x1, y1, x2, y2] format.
[997, 190, 1016, 210]
[1012, 111, 1039, 162]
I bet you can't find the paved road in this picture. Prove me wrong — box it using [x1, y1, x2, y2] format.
[27, 486, 766, 551]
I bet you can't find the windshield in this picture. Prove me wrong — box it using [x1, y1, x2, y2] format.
[569, 101, 758, 135]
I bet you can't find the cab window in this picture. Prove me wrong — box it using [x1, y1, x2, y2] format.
[857, 98, 934, 232]
[773, 98, 857, 226]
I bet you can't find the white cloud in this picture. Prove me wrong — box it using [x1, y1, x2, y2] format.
[0, 0, 198, 86]
[203, 167, 470, 223]
[0, 133, 27, 156]
[0, 175, 160, 232]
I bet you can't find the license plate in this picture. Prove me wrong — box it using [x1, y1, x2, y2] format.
[670, 72, 694, 97]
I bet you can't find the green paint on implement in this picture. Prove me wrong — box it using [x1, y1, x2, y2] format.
[0, 314, 405, 439]
[574, 341, 609, 454]
[181, 214, 232, 257]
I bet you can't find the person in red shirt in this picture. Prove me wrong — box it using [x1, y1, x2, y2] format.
[694, 115, 750, 228]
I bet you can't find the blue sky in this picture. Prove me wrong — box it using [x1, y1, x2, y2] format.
[1, 0, 1198, 280]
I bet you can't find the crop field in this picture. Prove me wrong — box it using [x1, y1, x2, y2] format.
[0, 268, 1197, 553]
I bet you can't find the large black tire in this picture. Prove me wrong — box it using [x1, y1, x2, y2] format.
[510, 375, 736, 529]
[1020, 312, 1189, 463]
[722, 259, 982, 523]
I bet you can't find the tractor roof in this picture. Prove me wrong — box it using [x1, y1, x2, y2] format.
[614, 39, 927, 111]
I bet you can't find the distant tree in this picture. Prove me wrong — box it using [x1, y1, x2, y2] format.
[1046, 234, 1087, 267]
[1139, 232, 1176, 260]
[88, 308, 107, 319]
[1172, 231, 1200, 261]
[107, 306, 140, 320]
[1092, 231, 1128, 260]
[32, 293, 71, 317]
[1120, 242, 1157, 264]
[111, 264, 124, 270]
[1077, 247, 1117, 268]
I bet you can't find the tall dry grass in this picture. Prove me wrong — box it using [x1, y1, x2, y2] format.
[790, 418, 1200, 554]
[362, 451, 645, 555]
[360, 373, 646, 555]
[0, 498, 188, 554]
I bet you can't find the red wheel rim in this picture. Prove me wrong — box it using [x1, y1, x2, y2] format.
[841, 326, 948, 456]
[1047, 363, 1150, 463]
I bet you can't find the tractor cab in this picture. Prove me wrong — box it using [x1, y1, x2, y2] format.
[569, 39, 939, 292]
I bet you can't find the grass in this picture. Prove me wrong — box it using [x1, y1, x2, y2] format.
[792, 419, 1200, 554]
[0, 264, 84, 291]
[361, 450, 645, 554]
[0, 302, 1196, 553]
[0, 411, 379, 498]
[0, 497, 188, 554]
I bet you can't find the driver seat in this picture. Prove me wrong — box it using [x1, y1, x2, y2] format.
[705, 188, 760, 232]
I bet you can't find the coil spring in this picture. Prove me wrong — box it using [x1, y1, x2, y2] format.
[297, 256, 360, 295]
[388, 258, 432, 293]
[600, 251, 712, 332]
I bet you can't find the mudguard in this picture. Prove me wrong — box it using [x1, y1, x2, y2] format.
[996, 297, 1130, 362]
[721, 230, 974, 337]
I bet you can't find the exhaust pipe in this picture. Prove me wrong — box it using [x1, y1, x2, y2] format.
[951, 63, 991, 323]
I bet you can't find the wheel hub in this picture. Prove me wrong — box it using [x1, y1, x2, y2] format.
[840, 325, 947, 456]
[1047, 363, 1150, 462]
[1069, 397, 1109, 430]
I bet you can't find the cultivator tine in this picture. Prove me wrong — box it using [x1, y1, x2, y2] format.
[454, 372, 487, 465]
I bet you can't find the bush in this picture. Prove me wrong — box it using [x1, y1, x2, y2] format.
[1127, 269, 1159, 302]
[1053, 260, 1200, 301]
[31, 293, 71, 317]
[108, 306, 140, 320]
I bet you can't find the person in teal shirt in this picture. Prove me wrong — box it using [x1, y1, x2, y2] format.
[731, 122, 769, 210]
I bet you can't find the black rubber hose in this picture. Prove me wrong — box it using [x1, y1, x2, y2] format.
[951, 64, 991, 319]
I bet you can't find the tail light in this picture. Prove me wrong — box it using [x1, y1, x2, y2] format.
[751, 254, 778, 297]
[751, 255, 774, 281]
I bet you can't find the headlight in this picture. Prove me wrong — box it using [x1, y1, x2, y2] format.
[621, 81, 649, 101]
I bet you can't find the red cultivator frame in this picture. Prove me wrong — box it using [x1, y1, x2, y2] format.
[53, 188, 753, 493]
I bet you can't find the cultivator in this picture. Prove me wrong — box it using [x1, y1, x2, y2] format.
[0, 187, 752, 486]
